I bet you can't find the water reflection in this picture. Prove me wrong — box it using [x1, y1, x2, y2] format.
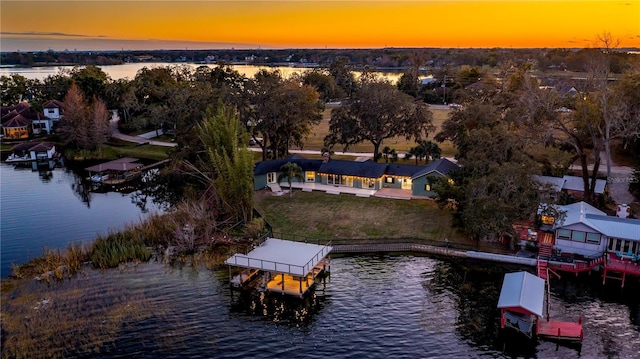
[1, 256, 639, 358]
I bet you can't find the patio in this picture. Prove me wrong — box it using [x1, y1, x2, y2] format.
[277, 182, 425, 200]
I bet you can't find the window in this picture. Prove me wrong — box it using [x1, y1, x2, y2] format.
[305, 171, 315, 182]
[267, 172, 276, 183]
[557, 229, 571, 240]
[402, 178, 412, 189]
[586, 233, 600, 244]
[386, 177, 394, 184]
[47, 109, 55, 114]
[425, 184, 431, 191]
[363, 178, 376, 189]
[571, 231, 586, 242]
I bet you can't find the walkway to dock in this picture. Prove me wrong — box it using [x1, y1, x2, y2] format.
[332, 242, 537, 266]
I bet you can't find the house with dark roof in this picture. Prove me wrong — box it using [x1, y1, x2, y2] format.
[1, 100, 64, 138]
[33, 100, 64, 134]
[253, 154, 459, 198]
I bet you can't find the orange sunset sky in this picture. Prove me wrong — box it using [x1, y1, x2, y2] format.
[1, 1, 639, 51]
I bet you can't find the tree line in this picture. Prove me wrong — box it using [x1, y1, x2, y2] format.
[2, 37, 639, 243]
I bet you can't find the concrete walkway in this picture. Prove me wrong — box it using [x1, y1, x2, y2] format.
[109, 112, 177, 147]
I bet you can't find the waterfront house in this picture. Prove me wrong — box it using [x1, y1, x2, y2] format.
[541, 201, 639, 259]
[253, 154, 459, 199]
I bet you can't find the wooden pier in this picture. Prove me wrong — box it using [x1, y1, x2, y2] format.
[537, 317, 584, 343]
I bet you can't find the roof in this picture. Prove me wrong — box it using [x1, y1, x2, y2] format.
[318, 159, 388, 178]
[10, 141, 54, 152]
[25, 142, 55, 152]
[85, 157, 142, 172]
[411, 158, 459, 179]
[554, 201, 606, 227]
[386, 163, 424, 177]
[253, 154, 323, 175]
[42, 100, 64, 109]
[497, 271, 545, 317]
[1, 114, 31, 128]
[533, 175, 606, 194]
[585, 214, 640, 240]
[562, 175, 607, 194]
[224, 238, 332, 276]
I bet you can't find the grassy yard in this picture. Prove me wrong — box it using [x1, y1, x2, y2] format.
[294, 105, 456, 158]
[253, 190, 470, 245]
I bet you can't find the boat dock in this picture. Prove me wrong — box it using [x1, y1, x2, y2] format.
[225, 237, 332, 298]
[85, 158, 170, 186]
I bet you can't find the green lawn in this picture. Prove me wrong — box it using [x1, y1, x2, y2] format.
[253, 190, 470, 245]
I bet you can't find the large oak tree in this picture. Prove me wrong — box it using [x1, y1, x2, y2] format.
[325, 79, 434, 162]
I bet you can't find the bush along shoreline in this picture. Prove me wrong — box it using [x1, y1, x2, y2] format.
[6, 200, 266, 284]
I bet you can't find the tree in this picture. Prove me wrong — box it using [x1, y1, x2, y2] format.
[58, 83, 110, 150]
[0, 74, 37, 106]
[70, 65, 110, 101]
[408, 140, 441, 164]
[277, 162, 304, 197]
[325, 79, 434, 162]
[58, 83, 90, 149]
[302, 69, 344, 102]
[247, 70, 323, 160]
[328, 57, 357, 97]
[196, 105, 254, 223]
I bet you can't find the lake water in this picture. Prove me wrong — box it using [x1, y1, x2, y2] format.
[0, 160, 164, 278]
[0, 62, 407, 83]
[1, 255, 639, 358]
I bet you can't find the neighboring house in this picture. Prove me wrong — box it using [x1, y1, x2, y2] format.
[253, 154, 460, 198]
[542, 201, 640, 259]
[1, 113, 32, 139]
[1, 100, 62, 138]
[533, 175, 607, 202]
[33, 100, 64, 134]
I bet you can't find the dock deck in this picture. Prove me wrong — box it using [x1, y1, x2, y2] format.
[225, 237, 332, 297]
[537, 319, 583, 343]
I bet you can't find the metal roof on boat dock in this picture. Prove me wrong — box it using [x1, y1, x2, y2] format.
[225, 238, 332, 277]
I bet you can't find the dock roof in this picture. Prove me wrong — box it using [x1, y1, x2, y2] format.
[497, 271, 545, 317]
[225, 238, 332, 276]
[85, 157, 141, 172]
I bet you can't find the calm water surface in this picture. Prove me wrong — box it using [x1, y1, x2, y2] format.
[1, 255, 639, 358]
[0, 63, 406, 83]
[0, 161, 164, 277]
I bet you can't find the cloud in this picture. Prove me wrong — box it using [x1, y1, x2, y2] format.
[0, 31, 105, 38]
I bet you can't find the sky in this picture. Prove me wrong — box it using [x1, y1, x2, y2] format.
[1, 1, 639, 52]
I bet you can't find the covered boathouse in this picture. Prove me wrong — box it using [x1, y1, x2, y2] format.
[498, 271, 584, 343]
[225, 238, 332, 298]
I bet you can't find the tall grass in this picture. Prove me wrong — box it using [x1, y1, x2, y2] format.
[90, 228, 152, 269]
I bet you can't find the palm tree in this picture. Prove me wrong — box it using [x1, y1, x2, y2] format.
[277, 162, 304, 197]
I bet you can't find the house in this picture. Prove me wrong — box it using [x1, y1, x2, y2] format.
[541, 201, 640, 259]
[1, 100, 63, 138]
[253, 154, 459, 198]
[33, 100, 64, 134]
[533, 175, 607, 202]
